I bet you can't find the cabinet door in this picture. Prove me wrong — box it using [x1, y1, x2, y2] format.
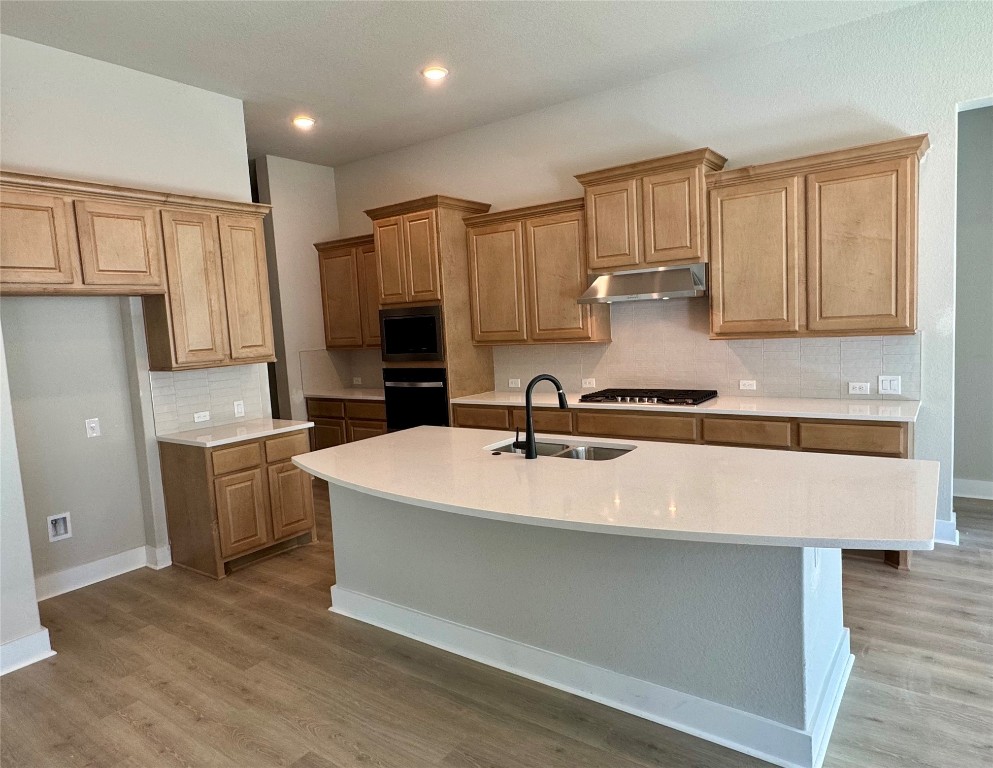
[585, 179, 639, 270]
[467, 222, 528, 343]
[710, 176, 803, 336]
[312, 418, 347, 449]
[214, 468, 269, 558]
[318, 247, 363, 348]
[357, 243, 382, 347]
[0, 189, 75, 285]
[347, 419, 388, 442]
[525, 210, 592, 341]
[374, 217, 407, 305]
[806, 158, 915, 333]
[267, 461, 316, 540]
[642, 167, 703, 264]
[74, 200, 163, 287]
[403, 209, 441, 302]
[218, 215, 275, 361]
[160, 210, 228, 366]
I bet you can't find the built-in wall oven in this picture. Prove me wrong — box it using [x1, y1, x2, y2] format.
[383, 367, 449, 431]
[379, 305, 444, 363]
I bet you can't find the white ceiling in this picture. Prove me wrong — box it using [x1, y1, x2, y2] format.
[1, 1, 914, 167]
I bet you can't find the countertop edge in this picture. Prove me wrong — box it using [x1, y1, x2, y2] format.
[157, 420, 314, 448]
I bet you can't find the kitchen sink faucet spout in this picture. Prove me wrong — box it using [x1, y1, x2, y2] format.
[524, 374, 568, 459]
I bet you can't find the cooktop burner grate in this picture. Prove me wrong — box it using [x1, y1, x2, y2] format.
[578, 388, 719, 406]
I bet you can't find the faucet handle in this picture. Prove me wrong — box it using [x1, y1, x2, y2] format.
[512, 427, 526, 452]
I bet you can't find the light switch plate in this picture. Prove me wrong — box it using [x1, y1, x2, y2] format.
[194, 411, 210, 423]
[878, 375, 901, 395]
[509, 379, 521, 388]
[848, 382, 871, 395]
[233, 400, 245, 417]
[582, 378, 596, 389]
[84, 418, 101, 438]
[739, 380, 757, 391]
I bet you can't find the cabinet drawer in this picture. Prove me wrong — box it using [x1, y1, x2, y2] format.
[347, 420, 388, 442]
[211, 441, 262, 476]
[307, 399, 345, 419]
[798, 421, 906, 457]
[510, 408, 574, 435]
[575, 411, 697, 442]
[264, 430, 311, 464]
[345, 400, 386, 421]
[702, 417, 792, 448]
[453, 405, 510, 430]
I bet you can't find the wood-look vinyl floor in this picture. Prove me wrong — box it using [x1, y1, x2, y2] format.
[2, 486, 990, 768]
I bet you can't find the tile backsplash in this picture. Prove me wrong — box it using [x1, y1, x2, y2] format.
[493, 299, 921, 399]
[150, 364, 271, 434]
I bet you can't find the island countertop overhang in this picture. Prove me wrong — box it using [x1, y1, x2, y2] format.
[293, 426, 938, 550]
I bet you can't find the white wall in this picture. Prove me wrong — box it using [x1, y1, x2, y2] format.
[255, 156, 340, 420]
[954, 106, 993, 500]
[0, 37, 255, 606]
[332, 3, 993, 527]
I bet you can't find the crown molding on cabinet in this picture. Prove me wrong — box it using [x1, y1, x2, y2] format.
[314, 234, 375, 251]
[462, 198, 584, 228]
[364, 195, 491, 220]
[574, 148, 728, 186]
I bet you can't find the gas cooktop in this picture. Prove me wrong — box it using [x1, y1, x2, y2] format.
[579, 388, 719, 406]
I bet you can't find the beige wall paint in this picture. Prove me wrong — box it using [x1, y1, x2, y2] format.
[332, 3, 993, 529]
[255, 156, 342, 419]
[0, 37, 254, 607]
[954, 106, 993, 498]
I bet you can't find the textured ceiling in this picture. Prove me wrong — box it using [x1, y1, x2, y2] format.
[0, 1, 915, 166]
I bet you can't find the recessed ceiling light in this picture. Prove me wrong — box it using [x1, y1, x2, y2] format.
[421, 66, 449, 81]
[292, 115, 316, 130]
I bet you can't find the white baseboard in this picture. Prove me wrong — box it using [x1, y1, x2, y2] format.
[144, 544, 172, 569]
[35, 545, 164, 601]
[1, 628, 55, 676]
[934, 517, 960, 546]
[954, 478, 993, 501]
[331, 586, 851, 768]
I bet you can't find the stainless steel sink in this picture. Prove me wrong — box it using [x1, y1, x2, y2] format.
[489, 439, 634, 461]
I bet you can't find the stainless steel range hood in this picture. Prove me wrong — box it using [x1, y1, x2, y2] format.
[578, 263, 707, 304]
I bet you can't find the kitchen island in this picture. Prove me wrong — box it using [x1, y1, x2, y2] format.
[293, 426, 938, 768]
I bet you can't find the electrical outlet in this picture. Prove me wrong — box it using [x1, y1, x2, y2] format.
[582, 378, 596, 389]
[194, 411, 210, 423]
[352, 377, 362, 386]
[47, 513, 72, 542]
[84, 418, 101, 438]
[738, 380, 757, 391]
[848, 382, 871, 395]
[508, 378, 521, 389]
[233, 400, 245, 417]
[878, 375, 901, 395]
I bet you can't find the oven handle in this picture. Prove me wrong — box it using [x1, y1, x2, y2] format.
[384, 381, 445, 388]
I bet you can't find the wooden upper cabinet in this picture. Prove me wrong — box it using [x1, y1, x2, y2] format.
[465, 200, 609, 345]
[576, 149, 727, 274]
[373, 216, 407, 305]
[0, 189, 76, 285]
[315, 235, 379, 349]
[642, 167, 702, 264]
[74, 200, 162, 287]
[584, 179, 640, 270]
[403, 209, 441, 302]
[357, 242, 381, 347]
[159, 209, 229, 366]
[525, 209, 595, 341]
[318, 245, 363, 348]
[806, 157, 915, 333]
[467, 222, 528, 343]
[217, 214, 274, 361]
[708, 134, 928, 339]
[709, 176, 803, 336]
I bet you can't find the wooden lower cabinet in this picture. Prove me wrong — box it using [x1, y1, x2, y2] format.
[306, 397, 387, 449]
[159, 429, 315, 578]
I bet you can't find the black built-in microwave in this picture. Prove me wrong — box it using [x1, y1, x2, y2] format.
[379, 305, 444, 362]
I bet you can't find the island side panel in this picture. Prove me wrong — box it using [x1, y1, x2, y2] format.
[328, 485, 820, 729]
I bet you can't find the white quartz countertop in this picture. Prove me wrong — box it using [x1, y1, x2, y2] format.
[294, 425, 938, 549]
[157, 418, 313, 448]
[305, 387, 385, 401]
[452, 391, 921, 422]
